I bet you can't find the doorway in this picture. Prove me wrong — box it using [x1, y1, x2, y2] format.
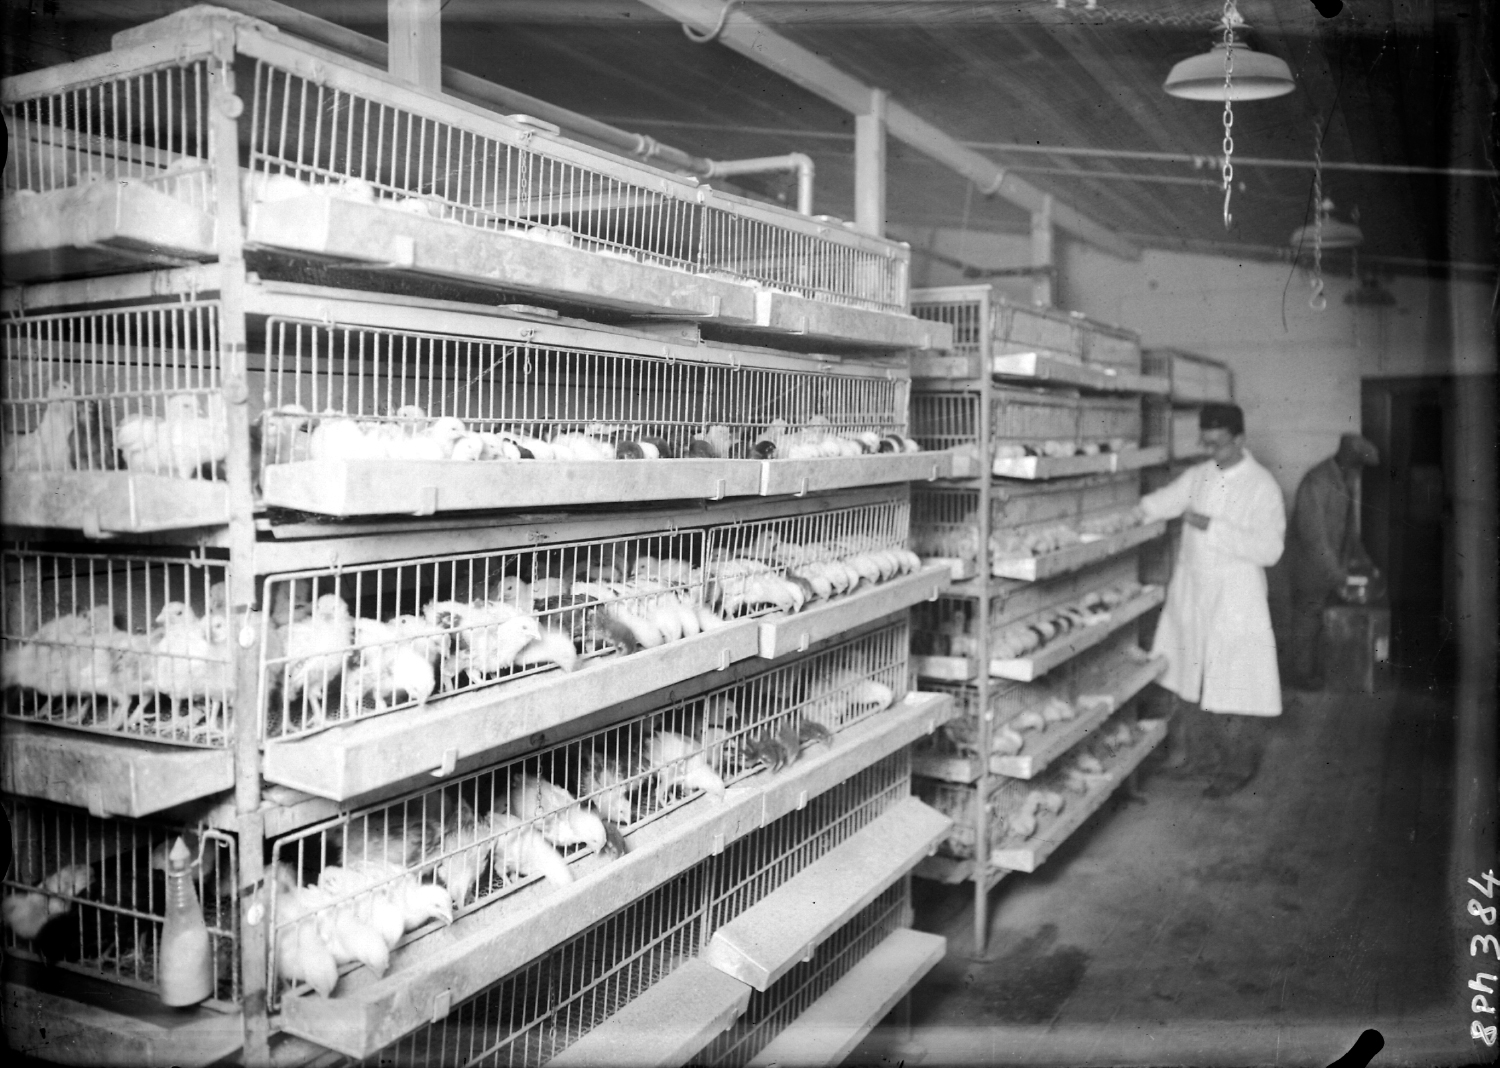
[1360, 377, 1464, 689]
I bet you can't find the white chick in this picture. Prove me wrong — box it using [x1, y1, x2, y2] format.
[115, 393, 229, 479]
[2, 864, 94, 940]
[488, 811, 574, 889]
[507, 775, 622, 857]
[281, 594, 353, 726]
[646, 730, 727, 808]
[2, 380, 77, 473]
[511, 629, 580, 674]
[453, 606, 541, 682]
[149, 602, 231, 730]
[343, 617, 437, 716]
[309, 412, 372, 463]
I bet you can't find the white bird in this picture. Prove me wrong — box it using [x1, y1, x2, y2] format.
[291, 882, 391, 978]
[487, 811, 574, 889]
[280, 594, 353, 726]
[342, 617, 438, 716]
[308, 412, 371, 463]
[2, 864, 93, 940]
[115, 392, 228, 479]
[511, 629, 580, 674]
[453, 606, 541, 682]
[645, 730, 727, 807]
[507, 774, 622, 856]
[2, 380, 76, 473]
[148, 602, 232, 732]
[262, 865, 339, 998]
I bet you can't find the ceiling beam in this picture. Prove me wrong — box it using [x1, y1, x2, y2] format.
[635, 0, 1141, 260]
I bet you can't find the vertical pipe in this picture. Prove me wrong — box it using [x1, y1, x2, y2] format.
[854, 88, 887, 238]
[388, 0, 442, 91]
[972, 288, 995, 957]
[1031, 194, 1055, 309]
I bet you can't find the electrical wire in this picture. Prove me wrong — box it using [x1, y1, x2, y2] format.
[682, 0, 745, 44]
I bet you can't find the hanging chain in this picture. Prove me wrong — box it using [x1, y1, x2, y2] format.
[1220, 0, 1237, 228]
[1309, 119, 1328, 311]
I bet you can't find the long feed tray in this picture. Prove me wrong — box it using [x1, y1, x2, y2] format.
[989, 586, 1165, 682]
[756, 566, 949, 660]
[990, 521, 1166, 582]
[992, 446, 1167, 481]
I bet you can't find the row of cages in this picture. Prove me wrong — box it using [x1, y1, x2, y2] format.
[2, 16, 907, 314]
[1139, 348, 1234, 406]
[1, 706, 914, 1033]
[911, 475, 1142, 573]
[910, 287, 1141, 373]
[917, 627, 1147, 766]
[1, 487, 916, 746]
[916, 704, 1150, 863]
[1143, 397, 1215, 462]
[351, 759, 914, 1068]
[1, 293, 930, 523]
[911, 385, 1142, 463]
[911, 554, 1146, 661]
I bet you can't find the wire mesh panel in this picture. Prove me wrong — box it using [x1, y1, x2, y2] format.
[257, 314, 910, 475]
[705, 496, 916, 617]
[2, 301, 224, 481]
[257, 528, 712, 742]
[910, 293, 985, 358]
[694, 879, 909, 1068]
[2, 58, 216, 211]
[1, 796, 239, 1006]
[238, 38, 905, 312]
[2, 547, 235, 746]
[352, 749, 912, 1066]
[909, 391, 979, 454]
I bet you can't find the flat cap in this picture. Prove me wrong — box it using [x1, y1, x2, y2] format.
[1336, 433, 1379, 467]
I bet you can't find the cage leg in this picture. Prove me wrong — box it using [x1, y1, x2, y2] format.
[888, 990, 927, 1064]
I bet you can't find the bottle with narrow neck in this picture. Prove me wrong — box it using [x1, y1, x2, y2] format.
[159, 836, 213, 1007]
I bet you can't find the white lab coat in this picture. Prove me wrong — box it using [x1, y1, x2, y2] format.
[1140, 449, 1286, 716]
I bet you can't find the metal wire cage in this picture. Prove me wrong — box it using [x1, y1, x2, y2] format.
[265, 620, 910, 1005]
[694, 878, 910, 1068]
[912, 388, 1140, 462]
[1, 795, 239, 1007]
[908, 295, 985, 357]
[256, 314, 910, 473]
[2, 547, 235, 746]
[240, 46, 906, 312]
[913, 776, 1002, 860]
[913, 476, 1142, 572]
[2, 301, 225, 481]
[256, 528, 711, 742]
[2, 57, 217, 212]
[353, 749, 912, 1066]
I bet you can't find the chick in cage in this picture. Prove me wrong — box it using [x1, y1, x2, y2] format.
[1, 379, 77, 473]
[992, 436, 1135, 462]
[2, 812, 240, 1006]
[989, 581, 1146, 660]
[2, 561, 238, 746]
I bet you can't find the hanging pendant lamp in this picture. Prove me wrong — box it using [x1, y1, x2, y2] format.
[1291, 203, 1363, 250]
[1163, 4, 1295, 101]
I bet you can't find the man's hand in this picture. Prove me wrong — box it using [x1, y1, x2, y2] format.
[1184, 510, 1211, 531]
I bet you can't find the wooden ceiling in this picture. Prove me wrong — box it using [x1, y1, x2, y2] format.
[6, 1, 1494, 279]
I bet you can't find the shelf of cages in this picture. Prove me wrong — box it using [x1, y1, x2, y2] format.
[987, 715, 1165, 874]
[1141, 348, 1234, 407]
[912, 348, 1167, 397]
[254, 487, 930, 801]
[0, 796, 242, 1038]
[912, 552, 1153, 680]
[0, 276, 950, 537]
[915, 629, 1167, 783]
[911, 384, 1161, 484]
[0, 546, 239, 816]
[3, 8, 952, 354]
[274, 729, 948, 1059]
[910, 284, 1144, 374]
[917, 708, 1162, 877]
[912, 473, 1156, 585]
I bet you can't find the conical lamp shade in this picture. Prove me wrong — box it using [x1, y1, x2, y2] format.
[1164, 41, 1295, 101]
[1290, 218, 1363, 250]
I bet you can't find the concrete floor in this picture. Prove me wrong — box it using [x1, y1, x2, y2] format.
[850, 682, 1479, 1067]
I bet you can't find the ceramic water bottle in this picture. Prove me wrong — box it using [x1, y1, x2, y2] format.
[159, 836, 213, 1006]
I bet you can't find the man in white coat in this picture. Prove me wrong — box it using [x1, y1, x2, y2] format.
[1135, 403, 1286, 798]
